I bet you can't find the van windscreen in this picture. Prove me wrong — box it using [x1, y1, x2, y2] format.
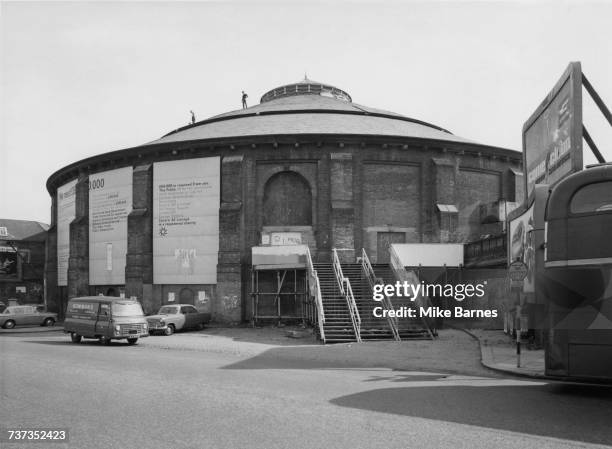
[112, 302, 144, 317]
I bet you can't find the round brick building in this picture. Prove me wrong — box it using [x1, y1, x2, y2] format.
[45, 78, 523, 323]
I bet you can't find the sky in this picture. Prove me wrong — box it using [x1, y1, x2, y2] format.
[1, 0, 611, 224]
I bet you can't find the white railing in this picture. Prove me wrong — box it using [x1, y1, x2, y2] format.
[332, 248, 362, 342]
[305, 246, 326, 343]
[361, 249, 400, 341]
[388, 244, 435, 339]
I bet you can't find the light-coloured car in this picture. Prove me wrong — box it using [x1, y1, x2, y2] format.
[0, 305, 57, 329]
[147, 304, 211, 335]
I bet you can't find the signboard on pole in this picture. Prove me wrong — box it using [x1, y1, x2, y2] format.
[509, 261, 528, 288]
[523, 62, 583, 205]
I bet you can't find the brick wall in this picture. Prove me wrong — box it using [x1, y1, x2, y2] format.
[456, 167, 502, 241]
[48, 136, 522, 323]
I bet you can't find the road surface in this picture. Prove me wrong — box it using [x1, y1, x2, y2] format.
[1, 332, 611, 449]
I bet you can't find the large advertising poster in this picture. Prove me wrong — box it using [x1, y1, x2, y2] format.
[523, 62, 583, 204]
[57, 179, 77, 286]
[509, 203, 535, 293]
[89, 167, 133, 285]
[153, 157, 220, 284]
[0, 246, 19, 280]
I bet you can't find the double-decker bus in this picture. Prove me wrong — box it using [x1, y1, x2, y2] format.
[543, 162, 612, 380]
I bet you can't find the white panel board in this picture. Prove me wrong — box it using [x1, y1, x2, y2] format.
[57, 179, 77, 286]
[391, 243, 464, 267]
[89, 167, 133, 285]
[153, 157, 220, 284]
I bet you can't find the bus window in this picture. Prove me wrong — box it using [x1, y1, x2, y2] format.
[570, 181, 612, 214]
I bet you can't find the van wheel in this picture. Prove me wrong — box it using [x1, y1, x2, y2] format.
[3, 320, 16, 329]
[99, 336, 111, 345]
[44, 318, 56, 327]
[164, 324, 175, 336]
[127, 338, 138, 345]
[70, 333, 82, 343]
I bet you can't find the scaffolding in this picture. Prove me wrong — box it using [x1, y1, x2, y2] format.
[250, 268, 309, 325]
[250, 245, 314, 326]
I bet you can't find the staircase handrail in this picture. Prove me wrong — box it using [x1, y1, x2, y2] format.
[305, 246, 325, 343]
[332, 248, 362, 342]
[361, 249, 400, 341]
[388, 244, 435, 339]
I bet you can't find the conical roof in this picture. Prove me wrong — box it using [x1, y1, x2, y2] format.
[147, 79, 476, 146]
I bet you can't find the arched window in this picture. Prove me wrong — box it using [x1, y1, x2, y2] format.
[263, 172, 312, 226]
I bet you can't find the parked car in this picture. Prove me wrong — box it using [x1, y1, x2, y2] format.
[0, 305, 57, 329]
[63, 296, 149, 345]
[147, 304, 211, 335]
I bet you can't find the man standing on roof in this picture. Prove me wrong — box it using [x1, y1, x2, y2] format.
[242, 91, 248, 109]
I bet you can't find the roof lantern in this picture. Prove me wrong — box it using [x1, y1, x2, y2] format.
[260, 76, 352, 104]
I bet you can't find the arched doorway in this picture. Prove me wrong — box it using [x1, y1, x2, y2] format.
[263, 171, 312, 226]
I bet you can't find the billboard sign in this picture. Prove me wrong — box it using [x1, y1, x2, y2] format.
[508, 202, 535, 293]
[57, 179, 77, 286]
[0, 246, 19, 280]
[89, 167, 133, 285]
[523, 62, 583, 204]
[153, 157, 220, 284]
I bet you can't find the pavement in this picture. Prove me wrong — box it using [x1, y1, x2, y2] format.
[0, 322, 546, 379]
[462, 328, 547, 379]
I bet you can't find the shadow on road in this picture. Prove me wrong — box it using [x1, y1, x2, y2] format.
[198, 325, 316, 346]
[220, 344, 500, 377]
[330, 383, 612, 445]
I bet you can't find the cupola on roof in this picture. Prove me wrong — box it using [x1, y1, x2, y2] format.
[260, 77, 352, 103]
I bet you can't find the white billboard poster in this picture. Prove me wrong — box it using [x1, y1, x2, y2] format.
[57, 179, 77, 286]
[153, 157, 220, 284]
[89, 167, 132, 285]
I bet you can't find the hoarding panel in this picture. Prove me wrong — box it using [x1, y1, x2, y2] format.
[509, 202, 536, 293]
[88, 166, 132, 285]
[153, 157, 220, 284]
[523, 62, 583, 204]
[0, 246, 19, 280]
[391, 243, 464, 267]
[57, 179, 77, 286]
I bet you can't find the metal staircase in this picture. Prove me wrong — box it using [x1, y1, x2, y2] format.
[371, 263, 434, 339]
[340, 262, 399, 341]
[309, 247, 434, 343]
[313, 262, 359, 343]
